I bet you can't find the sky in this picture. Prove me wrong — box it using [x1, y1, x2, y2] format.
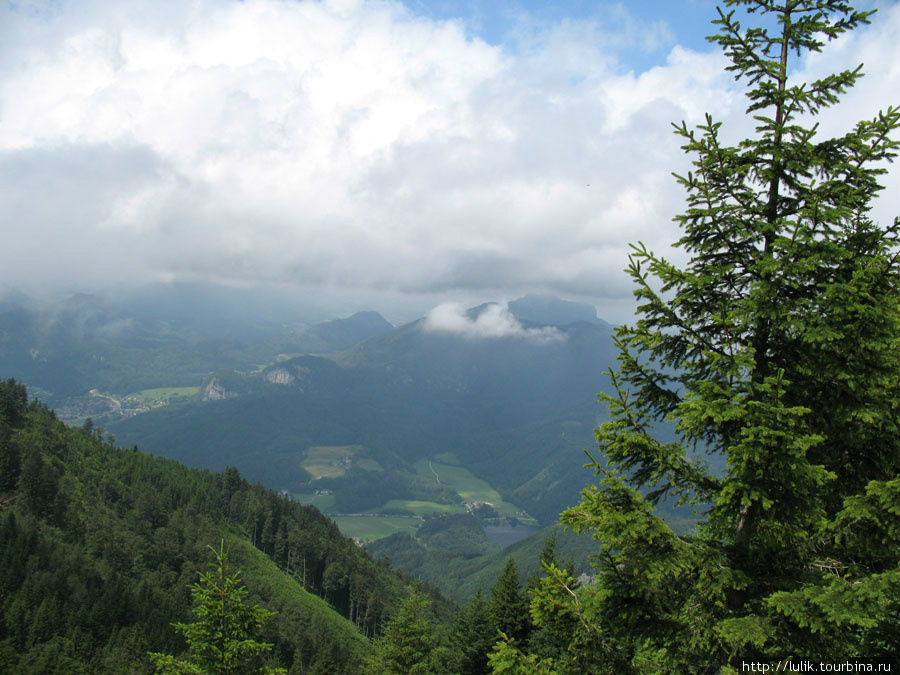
[1, 0, 899, 323]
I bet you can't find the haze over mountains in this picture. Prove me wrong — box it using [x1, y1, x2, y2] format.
[0, 288, 618, 530]
[0, 285, 646, 601]
[0, 285, 396, 405]
[110, 293, 617, 525]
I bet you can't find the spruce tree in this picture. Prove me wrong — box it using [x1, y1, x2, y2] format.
[364, 586, 440, 675]
[489, 557, 531, 646]
[149, 542, 285, 674]
[525, 535, 579, 664]
[0, 378, 27, 429]
[18, 450, 58, 520]
[0, 424, 20, 492]
[450, 589, 495, 675]
[0, 379, 26, 493]
[493, 1, 900, 672]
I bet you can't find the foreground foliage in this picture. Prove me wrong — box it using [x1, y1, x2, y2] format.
[149, 543, 284, 674]
[364, 586, 449, 674]
[493, 1, 900, 672]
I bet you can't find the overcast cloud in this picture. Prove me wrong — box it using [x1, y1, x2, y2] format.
[1, 0, 898, 320]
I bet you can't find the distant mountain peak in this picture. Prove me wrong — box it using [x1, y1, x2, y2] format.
[309, 311, 393, 351]
[0, 289, 32, 313]
[507, 294, 605, 327]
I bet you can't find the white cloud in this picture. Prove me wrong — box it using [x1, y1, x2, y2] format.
[789, 2, 900, 229]
[0, 0, 897, 320]
[423, 302, 563, 342]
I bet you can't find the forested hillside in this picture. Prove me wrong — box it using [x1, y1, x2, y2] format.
[0, 378, 429, 673]
[0, 377, 572, 674]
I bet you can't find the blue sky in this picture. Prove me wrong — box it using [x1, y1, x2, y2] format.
[409, 0, 715, 55]
[1, 0, 898, 321]
[403, 0, 885, 67]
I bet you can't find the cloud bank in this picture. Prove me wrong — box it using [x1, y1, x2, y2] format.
[1, 0, 898, 317]
[423, 302, 564, 342]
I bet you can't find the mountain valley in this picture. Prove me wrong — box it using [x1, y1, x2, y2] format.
[1, 289, 691, 600]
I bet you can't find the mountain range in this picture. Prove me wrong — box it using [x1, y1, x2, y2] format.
[102, 295, 618, 527]
[1, 289, 658, 596]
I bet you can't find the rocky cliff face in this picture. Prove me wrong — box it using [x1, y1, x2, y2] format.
[202, 377, 236, 401]
[264, 367, 295, 385]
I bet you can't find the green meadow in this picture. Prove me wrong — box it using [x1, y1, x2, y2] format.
[377, 499, 467, 516]
[330, 515, 421, 542]
[129, 386, 200, 403]
[413, 456, 524, 517]
[292, 492, 337, 511]
[301, 445, 383, 480]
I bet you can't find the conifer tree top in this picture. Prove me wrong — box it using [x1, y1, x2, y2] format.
[493, 1, 900, 670]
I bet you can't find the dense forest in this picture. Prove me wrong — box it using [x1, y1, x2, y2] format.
[0, 377, 572, 674]
[0, 377, 427, 672]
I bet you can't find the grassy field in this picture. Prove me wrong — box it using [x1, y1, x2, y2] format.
[413, 457, 524, 517]
[376, 499, 467, 516]
[330, 515, 421, 542]
[292, 492, 337, 511]
[226, 535, 369, 657]
[129, 386, 200, 404]
[300, 445, 382, 480]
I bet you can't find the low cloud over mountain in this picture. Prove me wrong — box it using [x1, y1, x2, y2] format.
[423, 302, 564, 343]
